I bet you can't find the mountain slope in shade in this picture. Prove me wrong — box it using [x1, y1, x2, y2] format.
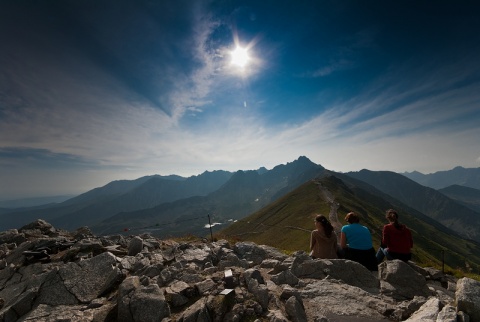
[438, 185, 480, 213]
[0, 195, 74, 208]
[0, 172, 233, 231]
[403, 166, 480, 190]
[92, 157, 325, 236]
[346, 170, 480, 243]
[219, 175, 480, 274]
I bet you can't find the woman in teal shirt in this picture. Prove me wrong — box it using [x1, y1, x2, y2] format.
[340, 212, 378, 271]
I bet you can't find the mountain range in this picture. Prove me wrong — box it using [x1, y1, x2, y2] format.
[220, 172, 480, 275]
[403, 166, 480, 190]
[346, 170, 480, 242]
[2, 156, 480, 274]
[0, 156, 325, 236]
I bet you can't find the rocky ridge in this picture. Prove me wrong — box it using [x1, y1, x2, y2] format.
[0, 219, 479, 322]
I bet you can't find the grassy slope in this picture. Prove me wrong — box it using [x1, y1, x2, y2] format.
[218, 176, 480, 277]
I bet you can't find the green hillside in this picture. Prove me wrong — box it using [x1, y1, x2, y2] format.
[218, 175, 480, 277]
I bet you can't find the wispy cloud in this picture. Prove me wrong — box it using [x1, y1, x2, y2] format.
[1, 1, 479, 198]
[303, 59, 354, 78]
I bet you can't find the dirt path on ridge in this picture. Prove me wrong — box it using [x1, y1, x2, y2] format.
[317, 182, 342, 241]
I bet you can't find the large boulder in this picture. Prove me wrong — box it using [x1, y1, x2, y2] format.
[118, 276, 170, 322]
[234, 242, 286, 265]
[456, 277, 480, 321]
[379, 260, 432, 300]
[128, 236, 144, 256]
[129, 284, 170, 322]
[300, 278, 394, 320]
[19, 219, 57, 236]
[59, 252, 124, 303]
[290, 253, 379, 292]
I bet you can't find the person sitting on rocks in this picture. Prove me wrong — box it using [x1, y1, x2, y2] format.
[310, 214, 338, 259]
[376, 209, 413, 263]
[340, 212, 378, 271]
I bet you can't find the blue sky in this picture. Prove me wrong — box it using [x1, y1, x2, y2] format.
[1, 0, 480, 199]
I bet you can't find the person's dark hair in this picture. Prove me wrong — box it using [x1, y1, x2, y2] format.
[315, 214, 334, 237]
[345, 212, 360, 224]
[386, 209, 401, 229]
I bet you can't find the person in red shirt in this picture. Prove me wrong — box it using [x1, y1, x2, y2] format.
[376, 209, 413, 263]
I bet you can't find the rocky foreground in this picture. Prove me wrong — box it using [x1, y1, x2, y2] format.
[0, 220, 479, 322]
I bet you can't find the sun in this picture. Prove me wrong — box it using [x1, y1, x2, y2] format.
[230, 46, 249, 68]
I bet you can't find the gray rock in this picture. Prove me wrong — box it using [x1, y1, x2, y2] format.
[292, 257, 379, 292]
[279, 285, 303, 305]
[130, 284, 170, 322]
[17, 303, 95, 321]
[178, 246, 212, 268]
[423, 267, 444, 280]
[35, 269, 79, 305]
[196, 279, 217, 295]
[456, 277, 480, 322]
[73, 226, 94, 240]
[0, 229, 25, 245]
[165, 288, 189, 307]
[181, 273, 204, 284]
[217, 253, 249, 270]
[234, 242, 268, 265]
[244, 269, 265, 284]
[270, 269, 299, 286]
[119, 256, 137, 271]
[118, 276, 141, 321]
[246, 279, 269, 310]
[301, 279, 394, 320]
[260, 259, 280, 268]
[128, 236, 144, 256]
[379, 260, 432, 300]
[139, 264, 164, 278]
[180, 297, 211, 322]
[404, 297, 440, 321]
[267, 309, 289, 322]
[59, 252, 123, 303]
[19, 219, 56, 236]
[73, 238, 106, 256]
[436, 304, 458, 322]
[390, 296, 428, 321]
[285, 296, 307, 322]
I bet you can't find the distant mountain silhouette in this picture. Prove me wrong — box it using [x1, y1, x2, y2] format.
[93, 156, 325, 236]
[346, 170, 480, 242]
[0, 172, 233, 231]
[0, 157, 323, 235]
[438, 185, 480, 213]
[403, 166, 480, 190]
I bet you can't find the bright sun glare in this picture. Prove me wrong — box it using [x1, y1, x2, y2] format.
[230, 46, 249, 68]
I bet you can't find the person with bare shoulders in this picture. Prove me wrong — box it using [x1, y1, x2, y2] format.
[310, 214, 338, 259]
[376, 209, 413, 263]
[340, 212, 378, 271]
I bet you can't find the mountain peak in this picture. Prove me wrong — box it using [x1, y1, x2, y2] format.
[295, 155, 313, 164]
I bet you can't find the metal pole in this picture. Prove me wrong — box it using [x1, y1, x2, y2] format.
[208, 214, 214, 242]
[441, 249, 445, 274]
